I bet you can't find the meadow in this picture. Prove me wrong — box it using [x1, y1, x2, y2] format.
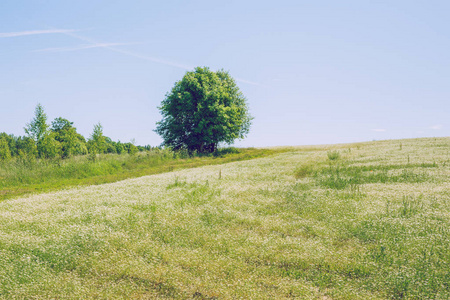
[0, 137, 449, 299]
[0, 147, 278, 201]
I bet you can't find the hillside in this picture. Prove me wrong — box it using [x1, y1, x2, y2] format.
[0, 137, 449, 299]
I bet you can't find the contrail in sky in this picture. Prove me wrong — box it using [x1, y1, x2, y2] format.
[61, 31, 196, 70]
[1, 28, 262, 86]
[61, 31, 262, 86]
[0, 29, 76, 38]
[34, 43, 135, 52]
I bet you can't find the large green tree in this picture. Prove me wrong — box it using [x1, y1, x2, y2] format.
[52, 117, 87, 158]
[155, 67, 252, 153]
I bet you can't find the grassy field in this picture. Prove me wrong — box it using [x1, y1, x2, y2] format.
[0, 147, 279, 201]
[0, 137, 449, 299]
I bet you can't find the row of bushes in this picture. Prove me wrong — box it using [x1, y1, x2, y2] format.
[0, 104, 152, 161]
[0, 104, 243, 163]
[0, 132, 151, 160]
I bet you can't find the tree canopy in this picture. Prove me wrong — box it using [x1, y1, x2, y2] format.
[0, 104, 149, 161]
[87, 123, 107, 155]
[52, 117, 86, 157]
[155, 67, 252, 153]
[24, 103, 49, 145]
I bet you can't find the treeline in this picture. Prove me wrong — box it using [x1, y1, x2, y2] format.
[0, 104, 150, 161]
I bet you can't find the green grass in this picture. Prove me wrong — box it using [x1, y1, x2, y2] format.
[327, 150, 341, 160]
[0, 137, 449, 299]
[0, 147, 282, 201]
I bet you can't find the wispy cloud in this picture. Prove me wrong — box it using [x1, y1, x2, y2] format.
[371, 129, 386, 132]
[33, 43, 135, 52]
[60, 31, 195, 70]
[59, 31, 262, 85]
[430, 125, 443, 130]
[107, 47, 194, 70]
[235, 77, 263, 86]
[12, 28, 261, 86]
[0, 29, 76, 38]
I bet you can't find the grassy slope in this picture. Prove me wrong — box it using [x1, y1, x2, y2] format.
[0, 137, 449, 299]
[0, 148, 279, 201]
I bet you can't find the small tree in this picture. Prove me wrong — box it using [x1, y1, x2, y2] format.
[155, 67, 252, 153]
[115, 141, 125, 154]
[25, 103, 49, 145]
[24, 103, 61, 158]
[87, 123, 107, 155]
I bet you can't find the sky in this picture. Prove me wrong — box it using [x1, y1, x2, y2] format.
[1, 0, 449, 147]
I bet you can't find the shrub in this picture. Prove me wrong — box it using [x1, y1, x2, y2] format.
[327, 150, 340, 160]
[0, 138, 12, 161]
[213, 147, 240, 157]
[294, 163, 315, 178]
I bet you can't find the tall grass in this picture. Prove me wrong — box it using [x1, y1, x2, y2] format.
[327, 150, 341, 160]
[0, 147, 280, 201]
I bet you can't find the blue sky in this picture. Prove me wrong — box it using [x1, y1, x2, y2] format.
[1, 0, 449, 147]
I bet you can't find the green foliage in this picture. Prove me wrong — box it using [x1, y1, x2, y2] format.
[87, 123, 107, 154]
[52, 117, 86, 158]
[0, 133, 16, 157]
[155, 66, 252, 153]
[23, 105, 73, 159]
[294, 163, 316, 179]
[0, 137, 12, 161]
[213, 147, 240, 157]
[0, 147, 279, 201]
[115, 141, 124, 154]
[105, 143, 117, 154]
[3, 105, 151, 162]
[327, 150, 340, 160]
[37, 132, 62, 159]
[128, 143, 138, 155]
[316, 164, 432, 190]
[24, 103, 49, 144]
[73, 136, 88, 156]
[15, 136, 38, 158]
[51, 117, 72, 132]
